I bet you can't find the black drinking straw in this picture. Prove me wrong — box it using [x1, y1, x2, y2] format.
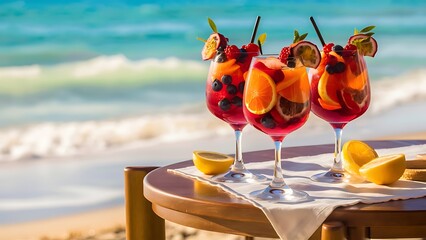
[250, 16, 261, 43]
[257, 39, 263, 54]
[310, 16, 326, 47]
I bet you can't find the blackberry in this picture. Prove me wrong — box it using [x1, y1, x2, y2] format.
[238, 81, 245, 93]
[214, 51, 227, 63]
[287, 59, 296, 68]
[218, 98, 231, 111]
[221, 75, 232, 85]
[332, 45, 344, 56]
[325, 64, 335, 74]
[260, 115, 276, 129]
[226, 84, 238, 95]
[237, 48, 247, 63]
[212, 79, 223, 91]
[334, 62, 346, 73]
[231, 96, 242, 107]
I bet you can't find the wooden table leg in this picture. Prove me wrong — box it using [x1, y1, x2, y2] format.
[321, 221, 345, 240]
[125, 167, 165, 240]
[347, 226, 368, 240]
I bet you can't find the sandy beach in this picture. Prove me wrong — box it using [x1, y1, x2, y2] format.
[1, 131, 424, 240]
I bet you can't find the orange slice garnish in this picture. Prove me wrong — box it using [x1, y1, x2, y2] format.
[210, 59, 240, 81]
[317, 71, 342, 109]
[244, 69, 277, 115]
[276, 68, 300, 91]
[278, 69, 309, 103]
[345, 67, 367, 90]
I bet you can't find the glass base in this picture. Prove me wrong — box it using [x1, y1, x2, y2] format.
[212, 169, 267, 183]
[311, 170, 363, 183]
[249, 186, 309, 203]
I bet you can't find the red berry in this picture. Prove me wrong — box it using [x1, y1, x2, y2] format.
[278, 47, 291, 63]
[323, 43, 334, 55]
[343, 43, 357, 57]
[242, 43, 259, 53]
[224, 45, 240, 59]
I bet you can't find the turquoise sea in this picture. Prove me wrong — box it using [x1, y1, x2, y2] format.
[0, 0, 426, 225]
[0, 0, 425, 162]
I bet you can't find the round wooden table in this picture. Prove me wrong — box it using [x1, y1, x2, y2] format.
[142, 140, 426, 239]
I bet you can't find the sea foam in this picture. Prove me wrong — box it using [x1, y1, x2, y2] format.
[0, 55, 208, 95]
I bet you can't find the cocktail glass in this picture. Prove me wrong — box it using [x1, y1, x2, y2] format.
[243, 55, 310, 202]
[205, 49, 266, 183]
[309, 49, 370, 183]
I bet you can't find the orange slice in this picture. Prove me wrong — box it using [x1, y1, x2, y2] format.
[276, 68, 300, 91]
[210, 59, 240, 81]
[278, 69, 309, 103]
[345, 67, 367, 90]
[244, 69, 277, 114]
[318, 98, 342, 110]
[317, 71, 342, 109]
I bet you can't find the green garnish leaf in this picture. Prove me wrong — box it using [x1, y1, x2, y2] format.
[360, 26, 375, 33]
[208, 18, 218, 33]
[354, 28, 359, 35]
[364, 32, 375, 37]
[196, 37, 207, 43]
[293, 30, 308, 43]
[293, 30, 300, 43]
[299, 33, 308, 41]
[258, 33, 267, 45]
[361, 37, 371, 43]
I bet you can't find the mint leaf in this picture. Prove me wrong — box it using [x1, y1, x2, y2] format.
[258, 33, 267, 45]
[299, 33, 308, 41]
[360, 26, 375, 33]
[293, 30, 300, 43]
[208, 18, 218, 33]
[364, 32, 375, 37]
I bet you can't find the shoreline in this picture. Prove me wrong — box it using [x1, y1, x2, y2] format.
[1, 132, 425, 240]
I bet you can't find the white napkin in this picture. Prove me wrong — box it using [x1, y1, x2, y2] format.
[169, 144, 426, 240]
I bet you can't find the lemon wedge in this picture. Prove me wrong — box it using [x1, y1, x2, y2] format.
[193, 151, 234, 175]
[342, 140, 378, 177]
[359, 154, 406, 185]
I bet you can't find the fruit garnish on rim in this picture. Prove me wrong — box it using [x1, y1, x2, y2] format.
[278, 30, 321, 68]
[199, 18, 228, 60]
[348, 26, 378, 57]
[199, 18, 266, 63]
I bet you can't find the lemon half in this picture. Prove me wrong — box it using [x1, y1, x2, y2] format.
[193, 151, 234, 175]
[342, 140, 378, 177]
[359, 154, 406, 185]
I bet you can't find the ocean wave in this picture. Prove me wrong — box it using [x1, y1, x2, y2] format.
[0, 55, 208, 95]
[0, 109, 229, 162]
[0, 61, 425, 162]
[371, 69, 426, 113]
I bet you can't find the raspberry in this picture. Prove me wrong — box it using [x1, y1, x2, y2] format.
[278, 47, 291, 63]
[323, 43, 334, 55]
[224, 45, 240, 59]
[343, 43, 357, 57]
[242, 43, 259, 53]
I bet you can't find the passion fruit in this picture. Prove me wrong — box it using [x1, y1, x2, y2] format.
[348, 34, 378, 57]
[202, 33, 228, 60]
[275, 95, 309, 121]
[291, 40, 321, 68]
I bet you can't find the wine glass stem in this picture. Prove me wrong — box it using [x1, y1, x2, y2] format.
[332, 128, 344, 172]
[270, 140, 285, 188]
[231, 130, 246, 172]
